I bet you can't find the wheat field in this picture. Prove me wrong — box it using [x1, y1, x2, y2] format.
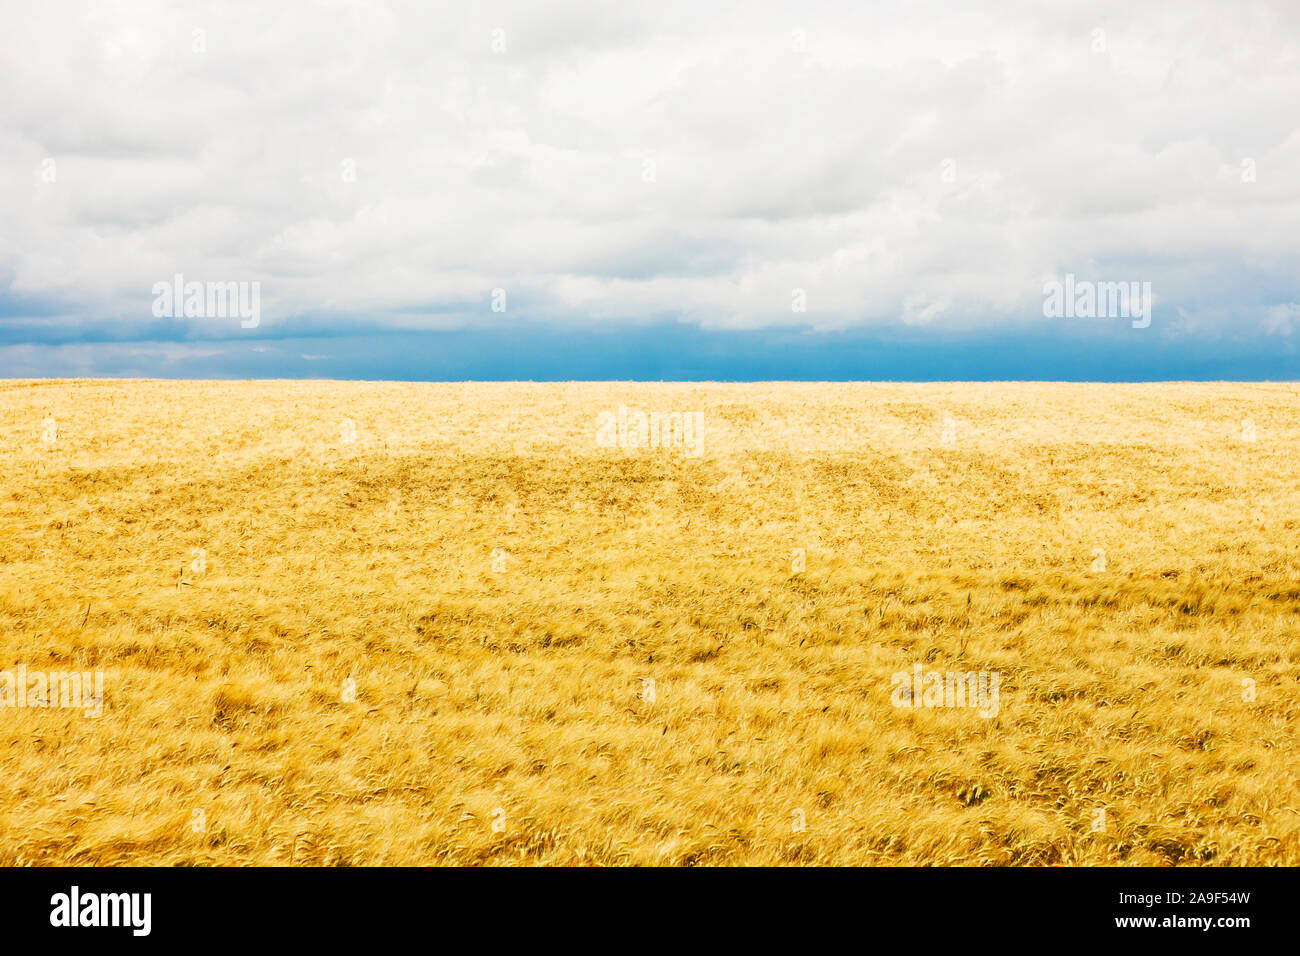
[1, 379, 1297, 866]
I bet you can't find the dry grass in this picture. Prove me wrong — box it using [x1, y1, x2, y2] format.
[0, 379, 1297, 865]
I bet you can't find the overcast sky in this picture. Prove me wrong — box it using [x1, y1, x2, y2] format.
[2, 0, 1298, 378]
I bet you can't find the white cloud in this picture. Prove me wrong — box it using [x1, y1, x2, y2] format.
[1264, 303, 1300, 335]
[1, 0, 1298, 339]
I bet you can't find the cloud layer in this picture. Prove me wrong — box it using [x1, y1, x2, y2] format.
[2, 0, 1299, 367]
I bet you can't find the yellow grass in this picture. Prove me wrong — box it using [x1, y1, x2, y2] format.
[1, 379, 1297, 865]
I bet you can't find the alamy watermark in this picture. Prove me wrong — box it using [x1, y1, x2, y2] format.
[1043, 273, 1151, 328]
[1, 666, 104, 718]
[596, 405, 704, 457]
[50, 886, 150, 936]
[891, 663, 1000, 718]
[152, 273, 260, 328]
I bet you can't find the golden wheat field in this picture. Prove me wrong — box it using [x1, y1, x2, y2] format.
[1, 379, 1297, 866]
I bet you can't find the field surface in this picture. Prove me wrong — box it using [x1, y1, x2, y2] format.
[1, 380, 1297, 865]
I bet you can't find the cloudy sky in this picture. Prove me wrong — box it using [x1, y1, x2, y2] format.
[2, 0, 1298, 379]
